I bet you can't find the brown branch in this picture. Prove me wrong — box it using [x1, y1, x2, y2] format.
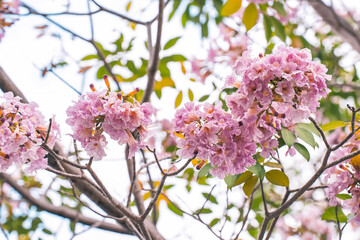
[306, 0, 360, 54]
[0, 173, 132, 235]
[125, 145, 146, 216]
[142, 0, 164, 103]
[0, 66, 28, 102]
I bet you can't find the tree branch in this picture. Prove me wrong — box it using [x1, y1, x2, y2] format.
[0, 173, 132, 235]
[142, 0, 164, 103]
[306, 0, 360, 54]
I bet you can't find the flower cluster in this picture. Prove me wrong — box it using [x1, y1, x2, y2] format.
[66, 79, 153, 160]
[225, 46, 330, 157]
[0, 92, 59, 173]
[173, 102, 256, 178]
[276, 205, 335, 239]
[175, 46, 330, 178]
[226, 46, 330, 125]
[323, 136, 360, 225]
[0, 0, 20, 41]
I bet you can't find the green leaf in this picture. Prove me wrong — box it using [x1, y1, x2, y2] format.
[175, 91, 183, 108]
[197, 163, 212, 179]
[243, 175, 258, 197]
[233, 171, 253, 187]
[281, 128, 296, 146]
[202, 193, 218, 204]
[158, 62, 171, 77]
[70, 221, 76, 232]
[42, 228, 52, 235]
[225, 174, 237, 189]
[243, 3, 258, 31]
[221, 0, 242, 16]
[247, 161, 265, 180]
[164, 36, 181, 50]
[263, 161, 283, 169]
[199, 95, 210, 102]
[336, 194, 352, 200]
[272, 2, 286, 17]
[31, 217, 42, 231]
[167, 202, 183, 216]
[96, 65, 108, 79]
[126, 60, 137, 73]
[195, 208, 212, 214]
[188, 89, 194, 101]
[322, 206, 347, 223]
[296, 122, 321, 136]
[263, 15, 272, 42]
[265, 169, 289, 187]
[321, 121, 348, 132]
[294, 142, 310, 161]
[269, 16, 286, 42]
[295, 126, 318, 148]
[169, 0, 181, 21]
[81, 54, 99, 61]
[210, 218, 220, 227]
[162, 54, 187, 63]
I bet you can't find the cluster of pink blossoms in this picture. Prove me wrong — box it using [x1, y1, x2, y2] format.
[173, 102, 256, 178]
[225, 46, 330, 157]
[174, 46, 330, 178]
[276, 205, 335, 239]
[66, 83, 153, 160]
[0, 0, 21, 41]
[0, 92, 59, 173]
[323, 140, 360, 225]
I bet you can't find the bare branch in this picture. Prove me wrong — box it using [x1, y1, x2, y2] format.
[306, 0, 360, 54]
[0, 66, 28, 102]
[0, 173, 132, 234]
[142, 0, 164, 103]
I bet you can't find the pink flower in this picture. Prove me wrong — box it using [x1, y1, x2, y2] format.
[66, 86, 153, 160]
[0, 92, 60, 172]
[173, 102, 256, 178]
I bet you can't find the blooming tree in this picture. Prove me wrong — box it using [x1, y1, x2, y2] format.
[1, 0, 360, 239]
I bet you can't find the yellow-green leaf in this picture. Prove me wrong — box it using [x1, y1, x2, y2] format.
[154, 77, 175, 91]
[281, 128, 296, 147]
[126, 1, 132, 11]
[263, 161, 283, 169]
[243, 3, 258, 31]
[243, 175, 258, 197]
[188, 89, 194, 101]
[175, 91, 183, 108]
[233, 171, 253, 187]
[220, 0, 242, 17]
[321, 121, 348, 132]
[265, 169, 289, 187]
[164, 36, 181, 50]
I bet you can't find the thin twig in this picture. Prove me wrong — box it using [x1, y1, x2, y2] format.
[48, 67, 81, 95]
[309, 117, 331, 149]
[288, 185, 328, 193]
[260, 179, 269, 215]
[335, 205, 342, 240]
[44, 118, 52, 144]
[86, 0, 95, 40]
[140, 176, 167, 221]
[45, 167, 84, 179]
